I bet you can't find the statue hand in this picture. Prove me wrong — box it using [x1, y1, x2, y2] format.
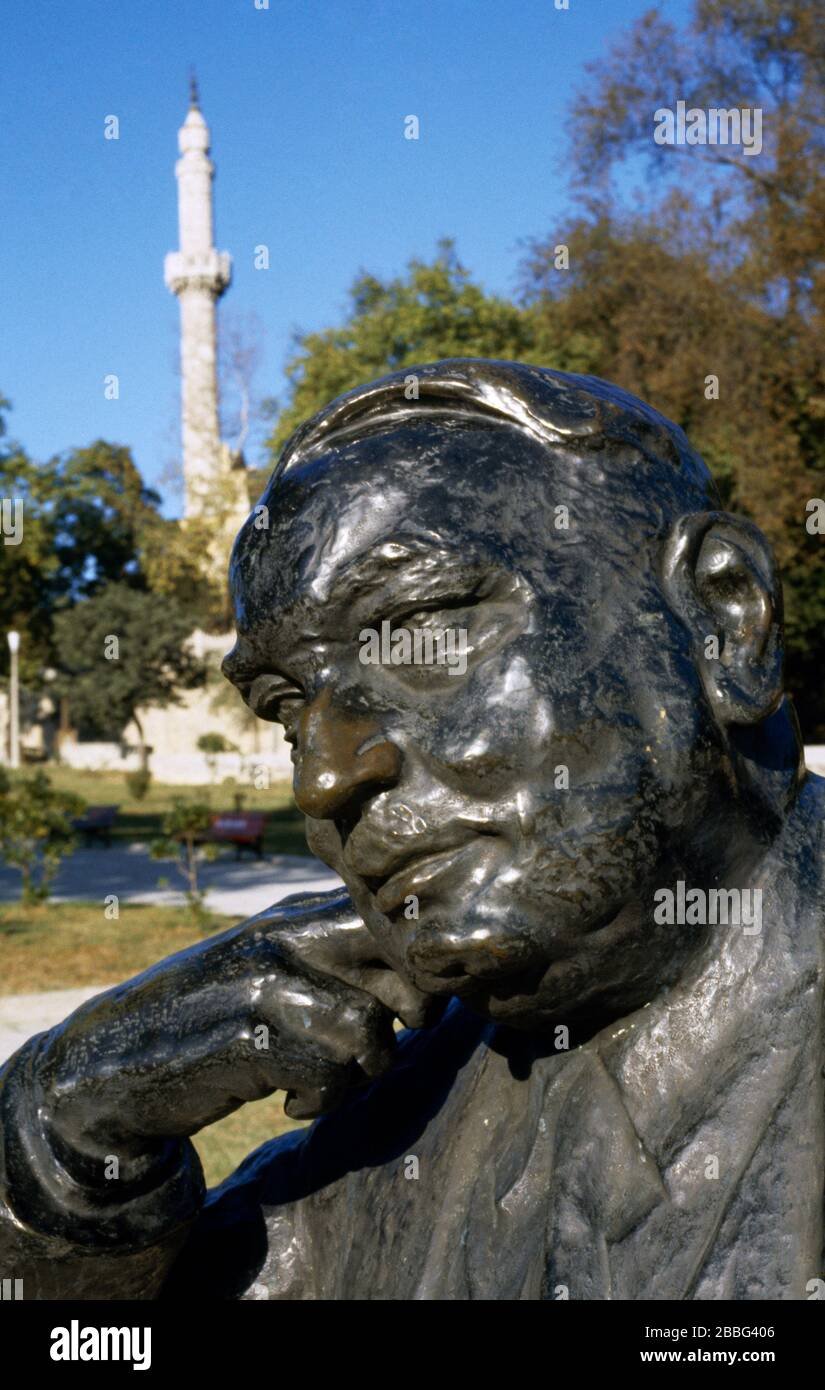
[35, 891, 440, 1165]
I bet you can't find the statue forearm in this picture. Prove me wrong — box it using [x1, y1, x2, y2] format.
[0, 1035, 204, 1300]
[0, 892, 424, 1300]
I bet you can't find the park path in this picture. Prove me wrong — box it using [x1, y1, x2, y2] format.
[0, 843, 341, 916]
[0, 845, 343, 1064]
[0, 986, 104, 1067]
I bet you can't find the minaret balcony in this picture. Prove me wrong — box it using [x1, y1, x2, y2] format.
[164, 249, 232, 297]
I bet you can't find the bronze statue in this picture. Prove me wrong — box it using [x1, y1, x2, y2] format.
[1, 360, 822, 1299]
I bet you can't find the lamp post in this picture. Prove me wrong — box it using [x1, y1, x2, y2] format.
[7, 630, 20, 770]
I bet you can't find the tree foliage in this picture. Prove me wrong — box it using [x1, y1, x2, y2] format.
[51, 584, 207, 766]
[0, 419, 61, 683]
[262, 241, 534, 463]
[46, 442, 162, 601]
[0, 418, 230, 690]
[0, 768, 85, 906]
[150, 798, 219, 921]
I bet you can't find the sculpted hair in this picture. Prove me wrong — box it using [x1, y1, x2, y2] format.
[270, 359, 721, 521]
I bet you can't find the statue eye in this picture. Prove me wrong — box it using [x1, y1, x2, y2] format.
[391, 607, 437, 631]
[384, 598, 475, 630]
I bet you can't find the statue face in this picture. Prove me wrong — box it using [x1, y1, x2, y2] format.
[227, 418, 745, 1031]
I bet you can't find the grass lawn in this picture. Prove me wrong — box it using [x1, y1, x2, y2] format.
[0, 900, 303, 1188]
[0, 899, 233, 993]
[1, 771, 317, 1185]
[42, 765, 309, 856]
[194, 1094, 304, 1189]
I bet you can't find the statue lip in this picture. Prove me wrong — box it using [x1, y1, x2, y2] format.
[347, 823, 481, 885]
[372, 840, 481, 914]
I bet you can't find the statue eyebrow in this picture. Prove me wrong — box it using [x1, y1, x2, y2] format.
[224, 545, 494, 692]
[321, 541, 477, 608]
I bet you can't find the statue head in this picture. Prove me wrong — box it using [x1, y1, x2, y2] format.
[223, 360, 804, 1033]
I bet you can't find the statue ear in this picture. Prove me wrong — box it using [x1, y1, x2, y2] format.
[661, 511, 784, 726]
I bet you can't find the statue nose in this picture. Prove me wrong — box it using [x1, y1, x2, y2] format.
[293, 687, 401, 820]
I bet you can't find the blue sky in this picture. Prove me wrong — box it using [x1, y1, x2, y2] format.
[1, 0, 685, 512]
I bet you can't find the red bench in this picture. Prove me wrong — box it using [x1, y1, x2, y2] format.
[207, 812, 266, 859]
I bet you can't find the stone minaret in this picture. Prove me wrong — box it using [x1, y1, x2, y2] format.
[164, 79, 245, 528]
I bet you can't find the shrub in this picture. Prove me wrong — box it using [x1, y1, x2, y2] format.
[150, 798, 219, 922]
[197, 732, 238, 784]
[0, 769, 85, 906]
[125, 767, 152, 800]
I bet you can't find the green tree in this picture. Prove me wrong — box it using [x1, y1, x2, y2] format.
[197, 731, 238, 784]
[150, 798, 219, 921]
[262, 241, 535, 466]
[139, 513, 228, 632]
[0, 768, 84, 906]
[0, 406, 60, 683]
[49, 439, 233, 632]
[51, 584, 207, 771]
[45, 441, 162, 601]
[0, 404, 232, 695]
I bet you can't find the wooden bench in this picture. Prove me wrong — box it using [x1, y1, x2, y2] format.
[207, 812, 266, 859]
[73, 805, 119, 848]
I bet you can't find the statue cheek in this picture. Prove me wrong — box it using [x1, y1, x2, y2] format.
[422, 659, 554, 775]
[422, 708, 551, 795]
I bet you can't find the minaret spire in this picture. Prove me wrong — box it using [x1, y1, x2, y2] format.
[164, 89, 233, 522]
[189, 70, 200, 110]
